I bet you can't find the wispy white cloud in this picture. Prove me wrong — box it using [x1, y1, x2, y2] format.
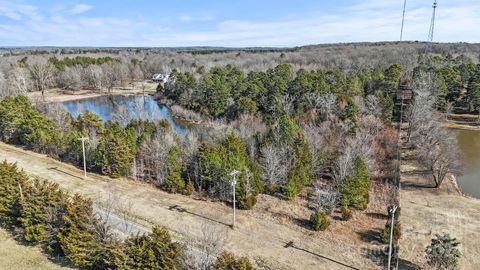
[71, 4, 92, 15]
[0, 3, 42, 21]
[0, 0, 479, 47]
[178, 13, 214, 22]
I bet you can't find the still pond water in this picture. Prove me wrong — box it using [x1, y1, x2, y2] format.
[456, 129, 480, 198]
[62, 95, 188, 135]
[63, 96, 480, 198]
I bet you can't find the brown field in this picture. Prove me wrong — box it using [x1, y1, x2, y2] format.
[399, 150, 480, 270]
[26, 82, 158, 103]
[0, 228, 73, 270]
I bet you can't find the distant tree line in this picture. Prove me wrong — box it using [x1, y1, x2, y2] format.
[2, 55, 145, 99]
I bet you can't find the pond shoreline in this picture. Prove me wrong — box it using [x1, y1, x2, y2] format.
[61, 95, 189, 135]
[447, 121, 480, 131]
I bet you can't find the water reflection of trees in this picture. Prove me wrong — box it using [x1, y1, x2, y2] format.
[65, 96, 186, 134]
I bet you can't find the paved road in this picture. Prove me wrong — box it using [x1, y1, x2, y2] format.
[0, 142, 376, 270]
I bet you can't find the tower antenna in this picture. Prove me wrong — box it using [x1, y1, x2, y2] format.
[427, 0, 438, 42]
[400, 0, 407, 41]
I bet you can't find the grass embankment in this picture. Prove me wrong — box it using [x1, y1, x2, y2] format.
[399, 149, 480, 270]
[0, 228, 73, 270]
[446, 113, 480, 131]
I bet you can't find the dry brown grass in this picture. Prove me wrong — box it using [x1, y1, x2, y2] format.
[399, 152, 480, 270]
[26, 82, 157, 104]
[0, 228, 73, 270]
[0, 141, 381, 270]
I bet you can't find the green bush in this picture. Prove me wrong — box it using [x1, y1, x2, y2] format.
[310, 211, 331, 231]
[381, 220, 402, 246]
[162, 145, 186, 194]
[0, 161, 29, 226]
[196, 134, 261, 209]
[285, 178, 299, 200]
[0, 161, 182, 270]
[212, 251, 256, 270]
[115, 226, 181, 270]
[283, 133, 312, 200]
[94, 123, 135, 178]
[19, 179, 66, 244]
[341, 206, 352, 221]
[239, 193, 257, 210]
[163, 172, 186, 194]
[340, 156, 371, 209]
[0, 95, 61, 156]
[425, 233, 461, 270]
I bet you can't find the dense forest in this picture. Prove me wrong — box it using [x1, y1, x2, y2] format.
[0, 42, 476, 269]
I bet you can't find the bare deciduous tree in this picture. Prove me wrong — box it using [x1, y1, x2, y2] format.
[259, 144, 288, 188]
[28, 58, 55, 98]
[83, 65, 103, 90]
[318, 92, 338, 117]
[181, 221, 228, 270]
[310, 185, 339, 214]
[363, 95, 381, 117]
[36, 102, 72, 133]
[128, 63, 144, 89]
[6, 65, 30, 94]
[137, 132, 176, 185]
[101, 63, 120, 93]
[408, 71, 462, 188]
[58, 66, 82, 90]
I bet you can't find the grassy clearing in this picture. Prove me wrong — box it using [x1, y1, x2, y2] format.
[399, 151, 480, 270]
[0, 228, 73, 270]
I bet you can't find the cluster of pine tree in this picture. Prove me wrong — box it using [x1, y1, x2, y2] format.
[419, 55, 480, 112]
[48, 56, 120, 70]
[162, 63, 404, 123]
[0, 161, 181, 270]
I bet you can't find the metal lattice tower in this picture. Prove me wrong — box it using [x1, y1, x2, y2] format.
[400, 0, 407, 41]
[427, 0, 438, 42]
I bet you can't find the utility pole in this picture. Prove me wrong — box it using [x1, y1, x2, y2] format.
[427, 0, 438, 42]
[387, 205, 398, 270]
[400, 0, 407, 41]
[229, 169, 239, 229]
[78, 137, 88, 178]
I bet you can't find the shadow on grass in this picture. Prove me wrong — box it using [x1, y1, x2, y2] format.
[357, 229, 383, 243]
[397, 258, 422, 270]
[292, 217, 311, 230]
[401, 181, 436, 190]
[366, 212, 388, 220]
[48, 167, 85, 180]
[168, 204, 232, 228]
[283, 241, 361, 270]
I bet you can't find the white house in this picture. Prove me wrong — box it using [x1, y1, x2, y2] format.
[152, 73, 170, 83]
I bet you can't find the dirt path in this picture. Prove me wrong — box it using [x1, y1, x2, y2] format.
[399, 151, 480, 270]
[0, 142, 378, 270]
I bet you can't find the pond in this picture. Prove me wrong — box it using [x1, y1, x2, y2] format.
[456, 129, 480, 198]
[62, 95, 188, 135]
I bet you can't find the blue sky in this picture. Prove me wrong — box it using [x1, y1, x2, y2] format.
[0, 0, 479, 47]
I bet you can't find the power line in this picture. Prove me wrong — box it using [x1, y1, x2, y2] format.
[400, 0, 407, 41]
[427, 0, 438, 42]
